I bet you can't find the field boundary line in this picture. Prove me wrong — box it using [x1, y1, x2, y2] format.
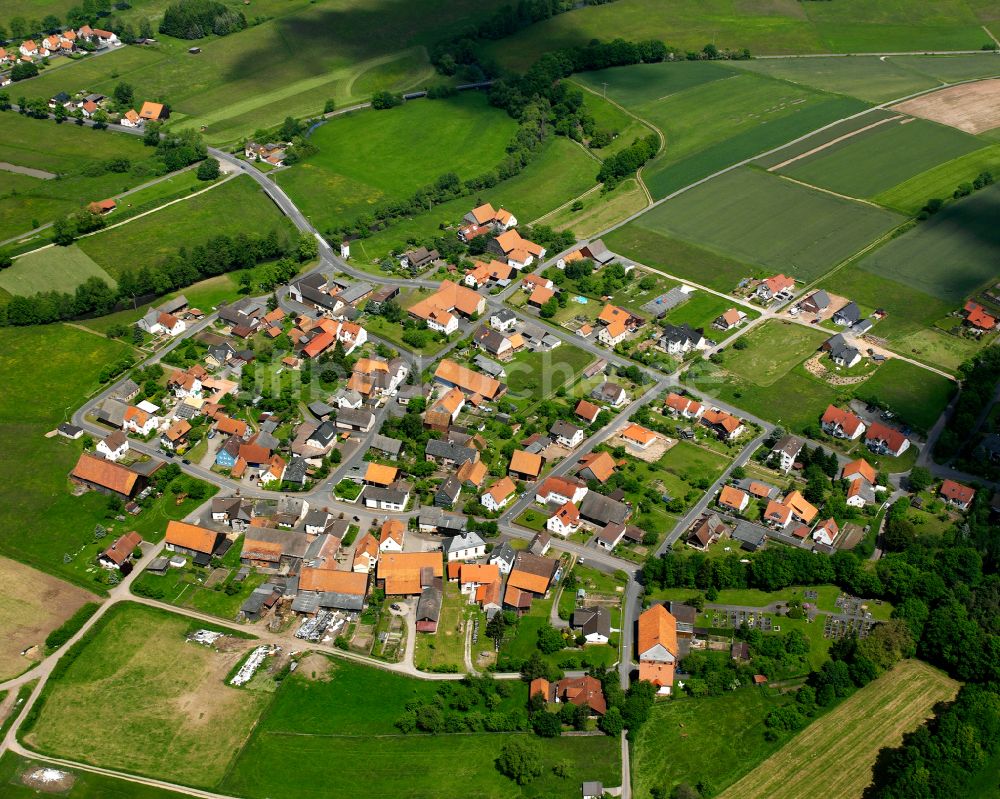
[11, 174, 236, 262]
[768, 115, 903, 171]
[529, 183, 604, 225]
[771, 173, 888, 208]
[984, 26, 1000, 48]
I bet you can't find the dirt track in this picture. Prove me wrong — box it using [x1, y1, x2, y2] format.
[893, 78, 1000, 134]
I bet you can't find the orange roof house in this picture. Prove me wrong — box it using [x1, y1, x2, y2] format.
[621, 423, 657, 448]
[509, 449, 542, 479]
[434, 359, 504, 400]
[598, 304, 631, 326]
[409, 280, 485, 329]
[575, 399, 601, 423]
[364, 462, 399, 486]
[139, 101, 166, 120]
[165, 521, 220, 555]
[718, 485, 749, 512]
[484, 476, 516, 507]
[842, 458, 876, 485]
[457, 458, 488, 487]
[377, 552, 443, 595]
[577, 451, 617, 483]
[507, 568, 551, 596]
[940, 479, 976, 508]
[70, 453, 140, 497]
[379, 519, 406, 550]
[555, 675, 607, 715]
[528, 285, 555, 307]
[637, 604, 678, 692]
[459, 563, 499, 589]
[783, 490, 818, 523]
[299, 568, 368, 596]
[964, 301, 997, 331]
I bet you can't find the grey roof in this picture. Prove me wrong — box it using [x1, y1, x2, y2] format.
[529, 530, 550, 555]
[425, 439, 478, 465]
[491, 308, 516, 324]
[473, 326, 509, 355]
[58, 422, 83, 436]
[445, 531, 485, 555]
[333, 389, 364, 407]
[148, 556, 169, 573]
[303, 508, 331, 529]
[802, 290, 830, 311]
[112, 379, 140, 400]
[550, 420, 582, 439]
[489, 541, 516, 568]
[363, 483, 409, 505]
[336, 282, 373, 304]
[834, 301, 862, 324]
[159, 294, 188, 314]
[591, 382, 625, 403]
[370, 434, 403, 456]
[661, 323, 703, 347]
[436, 475, 462, 502]
[97, 398, 128, 427]
[174, 402, 199, 420]
[584, 238, 613, 263]
[772, 435, 803, 458]
[418, 507, 467, 531]
[826, 333, 859, 363]
[852, 319, 873, 335]
[244, 528, 309, 558]
[275, 496, 308, 520]
[416, 586, 442, 623]
[473, 354, 505, 378]
[732, 521, 768, 551]
[140, 308, 160, 327]
[580, 492, 630, 525]
[207, 343, 236, 364]
[335, 407, 375, 429]
[308, 420, 338, 447]
[254, 431, 280, 450]
[573, 606, 611, 638]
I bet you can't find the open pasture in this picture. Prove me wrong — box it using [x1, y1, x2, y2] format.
[0, 557, 96, 681]
[22, 603, 269, 788]
[351, 135, 596, 266]
[484, 0, 990, 71]
[723, 321, 827, 386]
[76, 175, 295, 278]
[893, 78, 1000, 134]
[223, 655, 620, 799]
[0, 752, 190, 799]
[624, 167, 905, 282]
[0, 246, 117, 297]
[0, 113, 164, 241]
[856, 183, 1000, 302]
[777, 117, 987, 199]
[718, 660, 959, 799]
[277, 94, 517, 232]
[12, 0, 506, 143]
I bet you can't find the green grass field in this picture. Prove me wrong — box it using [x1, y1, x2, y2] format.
[731, 54, 1000, 103]
[12, 0, 506, 143]
[504, 344, 596, 403]
[0, 246, 117, 297]
[76, 175, 296, 278]
[0, 113, 165, 241]
[856, 183, 1000, 302]
[484, 0, 991, 70]
[223, 654, 621, 799]
[0, 325, 211, 589]
[874, 144, 1000, 214]
[0, 752, 189, 799]
[622, 168, 905, 283]
[574, 66, 870, 199]
[350, 136, 597, 267]
[277, 94, 517, 232]
[719, 660, 959, 799]
[688, 320, 952, 435]
[660, 290, 754, 334]
[632, 689, 791, 798]
[779, 118, 987, 199]
[22, 603, 270, 788]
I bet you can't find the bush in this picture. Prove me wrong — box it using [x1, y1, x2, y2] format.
[197, 157, 220, 180]
[45, 602, 101, 651]
[371, 90, 403, 110]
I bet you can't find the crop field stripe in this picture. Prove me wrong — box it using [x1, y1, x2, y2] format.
[718, 660, 959, 799]
[768, 115, 903, 171]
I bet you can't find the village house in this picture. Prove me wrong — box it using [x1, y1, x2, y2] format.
[164, 520, 223, 562]
[713, 308, 747, 331]
[549, 420, 585, 448]
[463, 203, 518, 232]
[98, 531, 142, 571]
[771, 435, 803, 473]
[378, 519, 406, 553]
[547, 502, 581, 536]
[489, 541, 516, 574]
[489, 229, 545, 269]
[821, 405, 866, 440]
[596, 304, 641, 348]
[637, 604, 678, 694]
[556, 239, 615, 270]
[139, 101, 167, 121]
[688, 513, 728, 549]
[577, 451, 617, 484]
[659, 323, 705, 356]
[621, 423, 657, 450]
[718, 485, 749, 513]
[812, 517, 839, 546]
[240, 528, 308, 573]
[482, 476, 517, 512]
[833, 301, 862, 327]
[842, 458, 879, 508]
[363, 481, 410, 512]
[489, 308, 518, 332]
[701, 409, 744, 441]
[579, 492, 631, 527]
[435, 475, 462, 508]
[664, 392, 704, 420]
[123, 405, 160, 436]
[353, 534, 379, 572]
[464, 259, 514, 289]
[823, 333, 861, 368]
[399, 246, 440, 271]
[940, 479, 976, 511]
[755, 274, 795, 303]
[572, 606, 611, 644]
[963, 301, 997, 333]
[446, 531, 486, 561]
[799, 290, 830, 315]
[96, 430, 130, 462]
[509, 449, 543, 481]
[377, 551, 443, 595]
[865, 422, 910, 457]
[433, 359, 505, 401]
[535, 475, 588, 506]
[591, 381, 628, 408]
